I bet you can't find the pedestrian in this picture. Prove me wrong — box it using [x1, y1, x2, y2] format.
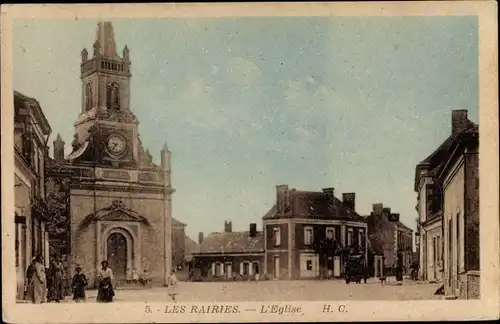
[167, 270, 178, 302]
[28, 255, 47, 304]
[48, 255, 64, 302]
[126, 268, 132, 284]
[96, 260, 115, 303]
[72, 265, 88, 302]
[139, 269, 149, 286]
[132, 268, 139, 284]
[24, 257, 36, 301]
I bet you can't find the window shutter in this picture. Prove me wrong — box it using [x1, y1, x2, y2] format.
[240, 262, 244, 275]
[249, 262, 253, 276]
[211, 263, 215, 276]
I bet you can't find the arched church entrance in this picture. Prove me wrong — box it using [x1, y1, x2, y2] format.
[105, 229, 133, 280]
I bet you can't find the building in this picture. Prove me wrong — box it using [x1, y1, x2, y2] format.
[14, 91, 52, 299]
[365, 204, 414, 277]
[414, 109, 478, 284]
[262, 186, 368, 280]
[190, 222, 264, 281]
[172, 218, 188, 269]
[437, 111, 479, 299]
[45, 22, 175, 287]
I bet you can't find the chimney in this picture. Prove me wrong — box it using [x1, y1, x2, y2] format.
[249, 223, 257, 237]
[276, 185, 290, 214]
[372, 203, 383, 215]
[53, 133, 65, 161]
[198, 232, 204, 245]
[451, 110, 469, 134]
[224, 221, 232, 233]
[382, 207, 391, 215]
[322, 188, 335, 205]
[342, 192, 356, 211]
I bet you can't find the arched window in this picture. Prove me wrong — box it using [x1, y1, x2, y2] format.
[85, 83, 93, 111]
[106, 82, 120, 110]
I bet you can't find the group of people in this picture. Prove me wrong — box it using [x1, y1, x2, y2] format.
[23, 255, 111, 303]
[23, 256, 179, 303]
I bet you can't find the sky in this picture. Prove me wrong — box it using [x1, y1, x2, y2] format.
[12, 17, 479, 240]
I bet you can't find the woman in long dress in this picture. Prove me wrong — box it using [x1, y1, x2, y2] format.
[167, 270, 178, 301]
[72, 265, 88, 302]
[48, 257, 64, 302]
[29, 255, 47, 304]
[96, 261, 115, 303]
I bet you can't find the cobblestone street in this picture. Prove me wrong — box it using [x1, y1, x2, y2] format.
[49, 278, 442, 303]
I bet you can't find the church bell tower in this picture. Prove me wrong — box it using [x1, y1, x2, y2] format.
[73, 22, 139, 167]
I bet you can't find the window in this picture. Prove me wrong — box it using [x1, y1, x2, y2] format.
[214, 262, 222, 277]
[304, 226, 313, 245]
[15, 224, 19, 267]
[273, 227, 281, 246]
[243, 262, 250, 275]
[306, 260, 313, 271]
[326, 227, 334, 240]
[106, 82, 120, 110]
[347, 228, 353, 246]
[359, 229, 365, 249]
[85, 83, 93, 111]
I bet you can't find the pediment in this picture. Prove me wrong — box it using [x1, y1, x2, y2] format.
[98, 209, 146, 223]
[79, 200, 150, 229]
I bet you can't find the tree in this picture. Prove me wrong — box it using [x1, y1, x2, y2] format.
[45, 177, 71, 256]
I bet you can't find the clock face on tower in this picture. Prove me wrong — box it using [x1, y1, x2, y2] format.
[107, 134, 126, 156]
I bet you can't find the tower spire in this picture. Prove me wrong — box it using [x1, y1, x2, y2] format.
[95, 22, 119, 58]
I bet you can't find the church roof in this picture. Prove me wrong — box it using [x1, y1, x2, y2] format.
[95, 22, 120, 59]
[194, 231, 264, 255]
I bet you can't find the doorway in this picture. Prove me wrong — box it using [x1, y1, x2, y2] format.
[107, 232, 128, 279]
[273, 256, 280, 279]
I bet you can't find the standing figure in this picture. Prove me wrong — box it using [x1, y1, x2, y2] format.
[126, 268, 132, 284]
[24, 257, 36, 301]
[28, 255, 47, 304]
[167, 270, 178, 302]
[132, 268, 139, 284]
[72, 266, 88, 302]
[48, 256, 64, 302]
[96, 261, 115, 303]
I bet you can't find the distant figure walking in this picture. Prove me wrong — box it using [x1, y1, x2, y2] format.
[72, 266, 88, 302]
[167, 270, 178, 302]
[27, 255, 47, 304]
[96, 261, 115, 303]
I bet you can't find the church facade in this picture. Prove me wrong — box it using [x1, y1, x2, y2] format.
[46, 22, 174, 287]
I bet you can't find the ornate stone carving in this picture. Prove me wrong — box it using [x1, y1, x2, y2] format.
[102, 170, 130, 180]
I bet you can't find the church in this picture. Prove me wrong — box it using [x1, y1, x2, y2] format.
[45, 22, 174, 287]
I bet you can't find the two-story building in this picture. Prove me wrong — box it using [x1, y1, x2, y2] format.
[262, 186, 368, 280]
[414, 109, 478, 284]
[365, 204, 414, 277]
[14, 91, 52, 299]
[190, 222, 264, 281]
[438, 112, 479, 299]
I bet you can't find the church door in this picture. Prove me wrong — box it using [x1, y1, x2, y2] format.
[107, 232, 128, 279]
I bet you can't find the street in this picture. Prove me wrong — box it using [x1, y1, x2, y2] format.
[61, 278, 442, 302]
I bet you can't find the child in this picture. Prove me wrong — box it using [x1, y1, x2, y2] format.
[167, 270, 178, 301]
[126, 268, 132, 284]
[72, 266, 88, 303]
[139, 269, 149, 286]
[132, 268, 139, 284]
